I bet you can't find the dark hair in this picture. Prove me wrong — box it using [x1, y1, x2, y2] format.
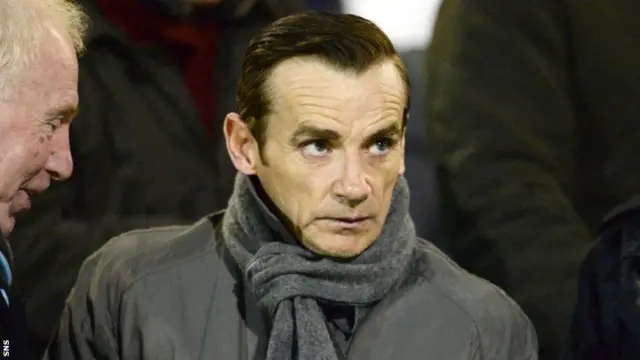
[236, 11, 410, 149]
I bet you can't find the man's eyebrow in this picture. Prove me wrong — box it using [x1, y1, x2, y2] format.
[290, 123, 341, 143]
[363, 123, 402, 143]
[46, 105, 78, 123]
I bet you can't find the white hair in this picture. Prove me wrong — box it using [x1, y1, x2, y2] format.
[0, 0, 88, 99]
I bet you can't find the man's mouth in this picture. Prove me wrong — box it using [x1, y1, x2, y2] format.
[321, 216, 373, 229]
[332, 217, 369, 222]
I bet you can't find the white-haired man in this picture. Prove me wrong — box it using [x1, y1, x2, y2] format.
[0, 0, 86, 356]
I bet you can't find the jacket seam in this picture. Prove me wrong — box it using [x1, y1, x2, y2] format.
[197, 261, 220, 358]
[114, 225, 220, 305]
[119, 244, 218, 297]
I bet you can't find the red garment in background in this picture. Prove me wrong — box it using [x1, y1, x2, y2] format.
[96, 0, 218, 137]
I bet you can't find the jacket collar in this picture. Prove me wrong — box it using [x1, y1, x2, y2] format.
[599, 195, 640, 258]
[245, 175, 299, 245]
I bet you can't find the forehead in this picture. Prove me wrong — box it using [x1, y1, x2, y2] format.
[266, 57, 406, 130]
[12, 26, 78, 111]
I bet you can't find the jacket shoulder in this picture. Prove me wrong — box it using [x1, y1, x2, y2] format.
[413, 239, 538, 357]
[51, 212, 228, 357]
[600, 195, 640, 231]
[80, 212, 224, 295]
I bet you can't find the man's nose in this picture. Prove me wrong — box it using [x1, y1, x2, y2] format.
[333, 153, 370, 207]
[45, 126, 73, 181]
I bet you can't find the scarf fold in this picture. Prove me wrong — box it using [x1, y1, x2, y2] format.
[222, 174, 416, 360]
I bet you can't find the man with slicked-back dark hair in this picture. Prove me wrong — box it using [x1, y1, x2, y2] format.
[47, 11, 537, 360]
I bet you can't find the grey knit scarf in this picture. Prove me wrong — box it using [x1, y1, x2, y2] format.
[222, 174, 416, 360]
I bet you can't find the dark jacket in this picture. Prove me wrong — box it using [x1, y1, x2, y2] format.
[46, 211, 537, 360]
[426, 0, 640, 357]
[10, 1, 309, 358]
[0, 241, 27, 360]
[0, 290, 28, 360]
[562, 197, 640, 359]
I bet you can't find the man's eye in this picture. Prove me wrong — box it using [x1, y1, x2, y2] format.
[369, 138, 395, 156]
[301, 140, 331, 157]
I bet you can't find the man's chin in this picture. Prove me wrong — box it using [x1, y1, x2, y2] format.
[0, 215, 15, 237]
[303, 234, 375, 259]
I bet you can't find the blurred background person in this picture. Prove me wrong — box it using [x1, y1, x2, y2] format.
[308, 0, 342, 12]
[10, 1, 321, 358]
[426, 0, 640, 357]
[562, 196, 640, 359]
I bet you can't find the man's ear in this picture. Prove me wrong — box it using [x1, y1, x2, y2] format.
[398, 128, 406, 175]
[223, 112, 259, 175]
